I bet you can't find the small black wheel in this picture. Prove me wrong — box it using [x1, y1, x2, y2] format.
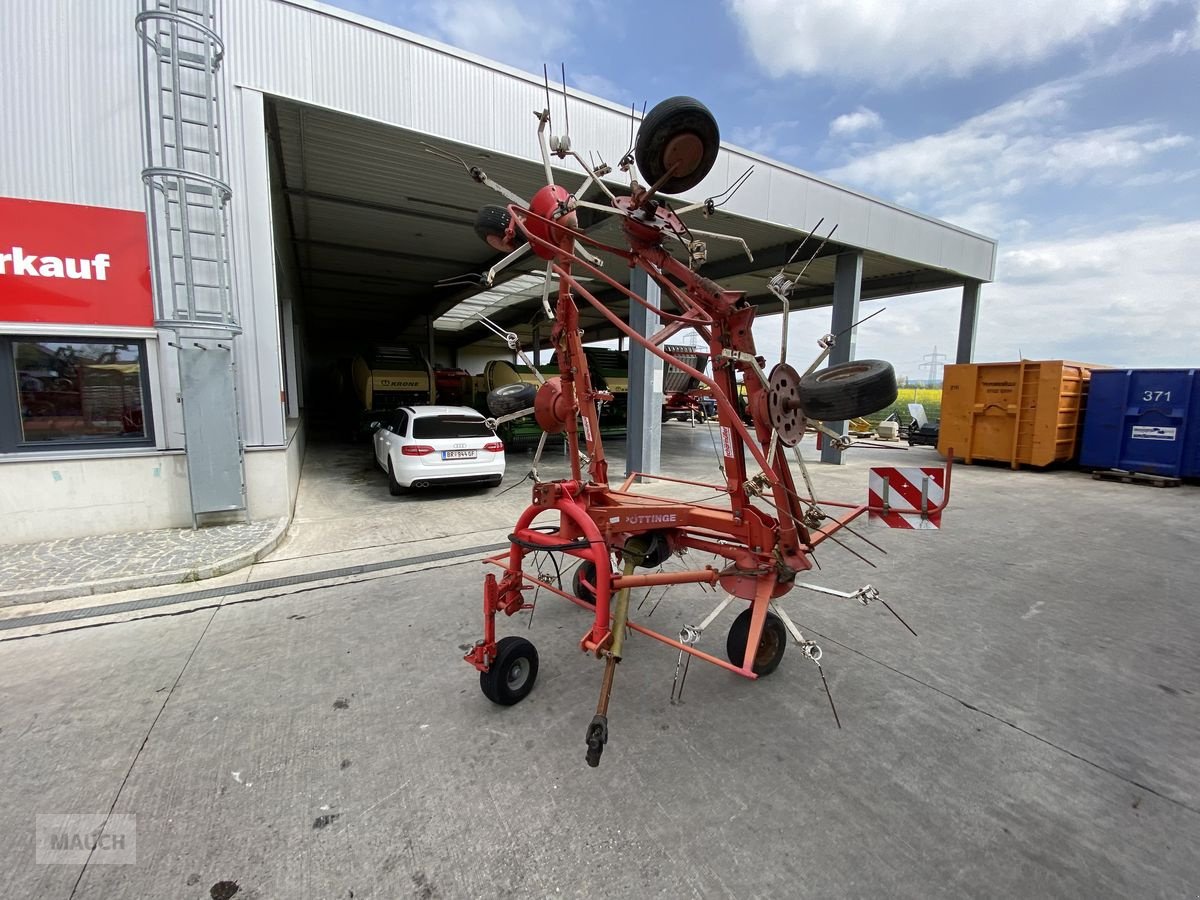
[797, 359, 898, 421]
[573, 560, 598, 605]
[387, 458, 404, 496]
[480, 636, 539, 706]
[635, 96, 720, 195]
[487, 382, 536, 417]
[473, 205, 524, 246]
[726, 608, 787, 676]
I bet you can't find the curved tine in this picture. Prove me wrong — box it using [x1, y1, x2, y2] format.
[420, 141, 471, 173]
[677, 165, 756, 215]
[781, 217, 824, 274]
[793, 222, 839, 281]
[423, 141, 528, 207]
[560, 62, 570, 138]
[435, 272, 485, 288]
[710, 165, 754, 207]
[834, 306, 887, 340]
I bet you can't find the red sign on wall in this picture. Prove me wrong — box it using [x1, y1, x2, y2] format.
[0, 197, 153, 328]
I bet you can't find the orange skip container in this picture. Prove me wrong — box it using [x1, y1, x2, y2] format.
[938, 360, 1101, 469]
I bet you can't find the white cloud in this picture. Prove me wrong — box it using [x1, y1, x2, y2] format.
[979, 220, 1200, 362]
[331, 0, 578, 66]
[752, 220, 1200, 378]
[728, 120, 802, 157]
[727, 0, 1181, 83]
[829, 107, 883, 137]
[570, 73, 625, 103]
[425, 0, 575, 61]
[823, 78, 1191, 228]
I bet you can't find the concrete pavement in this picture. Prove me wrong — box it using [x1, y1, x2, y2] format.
[0, 425, 1197, 897]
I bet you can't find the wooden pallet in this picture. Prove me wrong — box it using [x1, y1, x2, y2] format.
[1091, 468, 1181, 488]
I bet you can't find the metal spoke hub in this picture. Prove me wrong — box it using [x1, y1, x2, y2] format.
[767, 363, 807, 447]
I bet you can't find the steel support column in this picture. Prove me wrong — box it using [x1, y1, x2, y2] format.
[626, 269, 663, 479]
[821, 251, 863, 464]
[957, 280, 981, 364]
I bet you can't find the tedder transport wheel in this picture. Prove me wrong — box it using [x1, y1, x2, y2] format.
[726, 609, 788, 676]
[487, 382, 537, 417]
[634, 96, 720, 195]
[573, 560, 598, 605]
[473, 205, 524, 246]
[480, 636, 539, 706]
[797, 359, 898, 422]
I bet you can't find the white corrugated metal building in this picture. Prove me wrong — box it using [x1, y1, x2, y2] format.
[0, 0, 996, 543]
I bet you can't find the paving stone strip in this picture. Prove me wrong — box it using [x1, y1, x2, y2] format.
[0, 521, 282, 597]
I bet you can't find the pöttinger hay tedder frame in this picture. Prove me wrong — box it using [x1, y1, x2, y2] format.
[433, 83, 951, 767]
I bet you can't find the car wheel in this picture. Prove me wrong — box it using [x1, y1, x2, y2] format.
[797, 359, 898, 421]
[479, 636, 539, 706]
[387, 458, 404, 496]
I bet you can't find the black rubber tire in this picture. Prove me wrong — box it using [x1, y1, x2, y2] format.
[726, 609, 787, 677]
[387, 458, 403, 496]
[573, 560, 598, 605]
[473, 205, 524, 246]
[635, 96, 720, 194]
[797, 359, 898, 421]
[487, 382, 536, 417]
[480, 636, 539, 706]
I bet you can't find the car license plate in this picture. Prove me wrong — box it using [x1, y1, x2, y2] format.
[442, 450, 477, 460]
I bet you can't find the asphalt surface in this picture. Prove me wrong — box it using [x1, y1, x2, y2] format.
[1, 428, 1197, 898]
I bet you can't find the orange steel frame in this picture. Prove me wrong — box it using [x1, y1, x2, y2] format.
[463, 191, 889, 683]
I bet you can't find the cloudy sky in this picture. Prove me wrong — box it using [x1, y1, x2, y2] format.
[326, 0, 1198, 379]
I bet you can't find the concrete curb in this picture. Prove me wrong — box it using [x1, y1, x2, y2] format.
[0, 517, 291, 609]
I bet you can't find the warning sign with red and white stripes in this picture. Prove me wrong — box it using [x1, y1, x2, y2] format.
[868, 466, 946, 529]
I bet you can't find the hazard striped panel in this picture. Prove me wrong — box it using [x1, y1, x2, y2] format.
[868, 467, 946, 529]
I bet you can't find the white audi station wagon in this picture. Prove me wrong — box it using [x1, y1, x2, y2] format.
[372, 406, 505, 494]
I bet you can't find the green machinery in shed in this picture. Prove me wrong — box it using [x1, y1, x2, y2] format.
[481, 349, 630, 447]
[349, 345, 434, 436]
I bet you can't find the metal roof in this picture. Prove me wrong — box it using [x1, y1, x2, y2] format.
[269, 98, 980, 349]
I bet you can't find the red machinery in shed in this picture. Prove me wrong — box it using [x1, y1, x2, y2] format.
[435, 88, 947, 766]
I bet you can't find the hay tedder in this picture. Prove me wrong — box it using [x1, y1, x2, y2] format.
[431, 84, 951, 767]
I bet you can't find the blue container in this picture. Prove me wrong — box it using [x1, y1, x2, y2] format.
[1080, 369, 1200, 478]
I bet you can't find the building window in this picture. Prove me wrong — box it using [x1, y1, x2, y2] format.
[1, 337, 154, 452]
